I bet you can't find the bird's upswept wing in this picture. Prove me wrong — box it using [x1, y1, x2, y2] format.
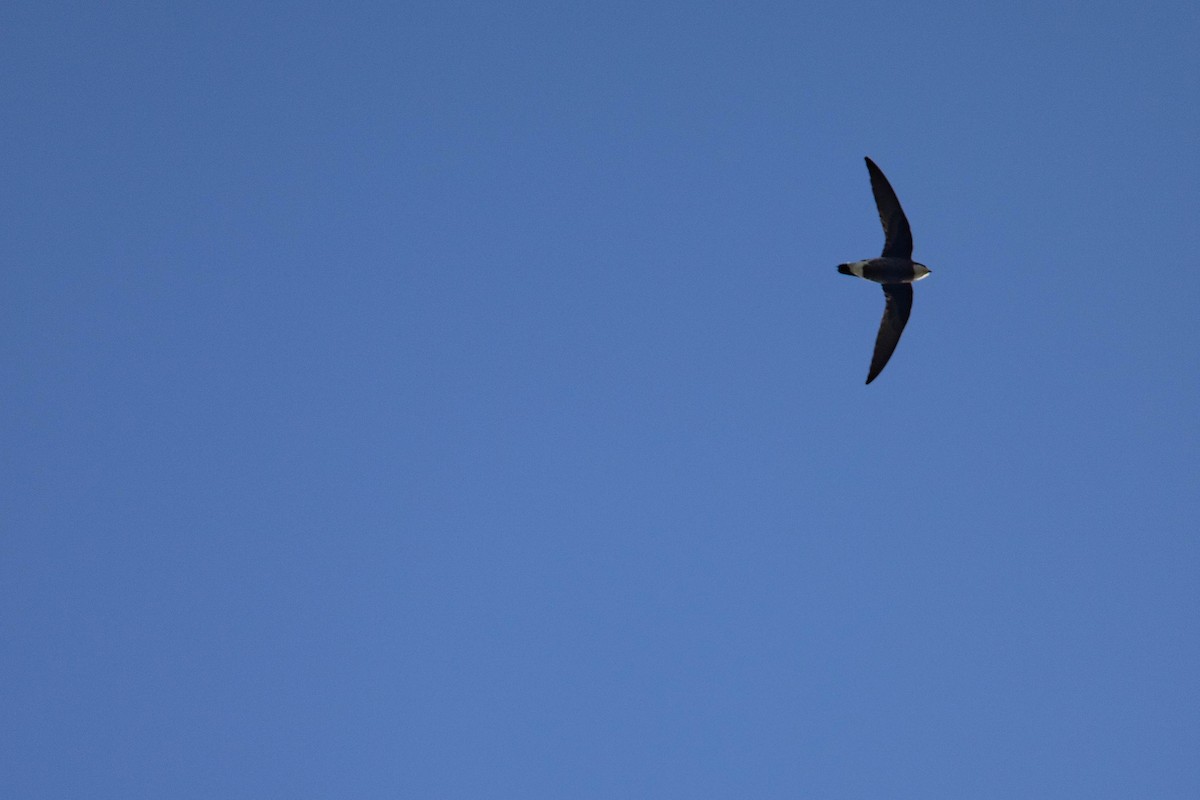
[866, 283, 913, 384]
[865, 157, 913, 260]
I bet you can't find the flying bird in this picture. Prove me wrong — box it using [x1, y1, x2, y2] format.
[838, 157, 931, 384]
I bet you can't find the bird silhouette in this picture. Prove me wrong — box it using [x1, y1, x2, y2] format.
[837, 157, 931, 384]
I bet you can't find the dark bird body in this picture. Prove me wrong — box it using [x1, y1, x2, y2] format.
[837, 157, 931, 384]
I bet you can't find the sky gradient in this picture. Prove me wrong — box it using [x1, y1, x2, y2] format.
[4, 2, 1199, 797]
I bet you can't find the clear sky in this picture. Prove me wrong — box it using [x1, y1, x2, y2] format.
[4, 1, 1198, 797]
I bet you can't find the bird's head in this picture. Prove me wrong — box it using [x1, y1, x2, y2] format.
[913, 263, 932, 281]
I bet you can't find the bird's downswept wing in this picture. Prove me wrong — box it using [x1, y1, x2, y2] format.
[865, 157, 913, 260]
[866, 283, 913, 384]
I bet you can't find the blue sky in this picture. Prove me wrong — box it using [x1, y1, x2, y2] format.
[3, 1, 1198, 797]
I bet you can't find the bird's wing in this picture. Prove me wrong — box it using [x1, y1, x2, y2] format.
[866, 283, 913, 384]
[864, 157, 913, 259]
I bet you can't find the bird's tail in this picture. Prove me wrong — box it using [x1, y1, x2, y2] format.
[837, 263, 853, 275]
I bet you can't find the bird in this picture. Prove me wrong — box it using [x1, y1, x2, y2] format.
[837, 157, 931, 384]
